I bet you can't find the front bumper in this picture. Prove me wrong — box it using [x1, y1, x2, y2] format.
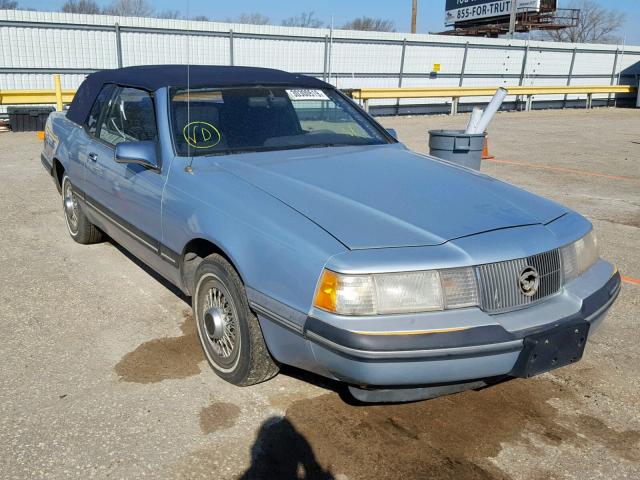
[303, 260, 620, 388]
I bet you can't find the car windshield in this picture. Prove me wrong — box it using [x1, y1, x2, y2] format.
[170, 86, 390, 156]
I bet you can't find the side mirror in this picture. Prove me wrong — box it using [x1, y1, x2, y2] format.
[115, 141, 159, 171]
[386, 128, 398, 140]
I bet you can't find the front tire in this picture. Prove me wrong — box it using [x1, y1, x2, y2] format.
[61, 175, 103, 244]
[193, 254, 279, 386]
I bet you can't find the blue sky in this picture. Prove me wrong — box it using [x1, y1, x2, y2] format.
[18, 0, 640, 44]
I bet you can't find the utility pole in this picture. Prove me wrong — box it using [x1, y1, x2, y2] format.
[508, 0, 519, 37]
[411, 0, 417, 34]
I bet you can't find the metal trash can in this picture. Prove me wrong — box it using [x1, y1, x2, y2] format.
[428, 129, 485, 170]
[7, 107, 55, 132]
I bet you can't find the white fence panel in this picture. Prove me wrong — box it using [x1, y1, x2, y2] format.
[572, 51, 616, 76]
[331, 42, 402, 74]
[0, 9, 638, 114]
[235, 38, 323, 72]
[464, 47, 524, 76]
[619, 52, 640, 73]
[1, 26, 116, 69]
[403, 45, 466, 75]
[121, 32, 230, 66]
[526, 49, 573, 77]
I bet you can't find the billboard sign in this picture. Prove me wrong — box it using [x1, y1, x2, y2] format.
[445, 0, 542, 26]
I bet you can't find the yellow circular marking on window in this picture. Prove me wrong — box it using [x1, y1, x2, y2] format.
[183, 121, 222, 149]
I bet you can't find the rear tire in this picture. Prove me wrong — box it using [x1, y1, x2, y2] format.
[61, 175, 103, 244]
[193, 254, 279, 386]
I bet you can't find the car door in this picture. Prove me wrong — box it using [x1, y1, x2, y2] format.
[82, 86, 167, 267]
[72, 83, 116, 194]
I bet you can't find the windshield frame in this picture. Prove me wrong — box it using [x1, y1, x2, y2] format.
[167, 84, 397, 158]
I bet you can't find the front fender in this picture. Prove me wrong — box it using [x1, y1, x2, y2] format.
[162, 159, 346, 316]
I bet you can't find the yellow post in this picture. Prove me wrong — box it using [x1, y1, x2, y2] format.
[53, 74, 63, 111]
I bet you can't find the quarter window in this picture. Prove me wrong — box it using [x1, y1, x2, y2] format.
[98, 87, 157, 146]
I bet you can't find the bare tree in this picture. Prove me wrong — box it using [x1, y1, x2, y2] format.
[156, 10, 181, 19]
[0, 0, 19, 9]
[282, 11, 323, 28]
[545, 0, 623, 44]
[104, 0, 154, 17]
[230, 13, 271, 25]
[191, 15, 210, 22]
[342, 16, 396, 32]
[61, 0, 101, 14]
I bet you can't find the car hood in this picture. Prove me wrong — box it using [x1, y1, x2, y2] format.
[218, 145, 567, 250]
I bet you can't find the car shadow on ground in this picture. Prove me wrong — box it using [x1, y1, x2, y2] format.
[278, 364, 354, 402]
[106, 237, 190, 304]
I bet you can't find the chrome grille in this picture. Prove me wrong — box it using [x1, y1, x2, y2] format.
[476, 249, 562, 313]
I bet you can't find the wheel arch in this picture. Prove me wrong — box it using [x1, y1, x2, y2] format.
[180, 238, 245, 296]
[52, 158, 65, 193]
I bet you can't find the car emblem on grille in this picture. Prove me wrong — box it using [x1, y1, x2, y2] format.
[519, 266, 540, 297]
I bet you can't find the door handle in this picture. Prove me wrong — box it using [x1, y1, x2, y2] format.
[88, 152, 98, 162]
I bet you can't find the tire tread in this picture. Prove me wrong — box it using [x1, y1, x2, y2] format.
[195, 254, 279, 386]
[62, 175, 103, 245]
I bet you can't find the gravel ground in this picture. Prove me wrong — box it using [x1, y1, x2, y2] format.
[0, 107, 638, 479]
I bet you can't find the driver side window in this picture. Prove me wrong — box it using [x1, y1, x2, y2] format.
[85, 84, 115, 136]
[98, 87, 158, 146]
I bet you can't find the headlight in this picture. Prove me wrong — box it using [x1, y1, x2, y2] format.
[313, 267, 478, 316]
[561, 229, 599, 283]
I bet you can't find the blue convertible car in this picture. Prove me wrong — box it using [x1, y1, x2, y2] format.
[42, 65, 620, 402]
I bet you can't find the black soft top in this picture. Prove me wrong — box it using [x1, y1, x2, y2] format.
[66, 65, 330, 125]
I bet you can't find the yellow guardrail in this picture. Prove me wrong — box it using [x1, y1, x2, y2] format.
[349, 85, 637, 113]
[0, 75, 636, 116]
[350, 85, 635, 99]
[0, 89, 76, 108]
[0, 74, 74, 111]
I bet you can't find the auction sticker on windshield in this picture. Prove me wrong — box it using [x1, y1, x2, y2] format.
[286, 89, 330, 101]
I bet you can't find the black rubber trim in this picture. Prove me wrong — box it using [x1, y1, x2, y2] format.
[74, 186, 181, 266]
[158, 245, 180, 266]
[304, 317, 515, 352]
[582, 270, 621, 317]
[41, 153, 53, 174]
[250, 301, 304, 335]
[79, 190, 159, 253]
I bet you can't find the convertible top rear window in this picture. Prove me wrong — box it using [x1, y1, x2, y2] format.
[170, 87, 389, 156]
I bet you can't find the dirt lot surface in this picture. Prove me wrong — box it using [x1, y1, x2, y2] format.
[1, 108, 639, 479]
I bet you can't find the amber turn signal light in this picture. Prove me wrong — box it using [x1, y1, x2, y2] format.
[313, 269, 338, 312]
